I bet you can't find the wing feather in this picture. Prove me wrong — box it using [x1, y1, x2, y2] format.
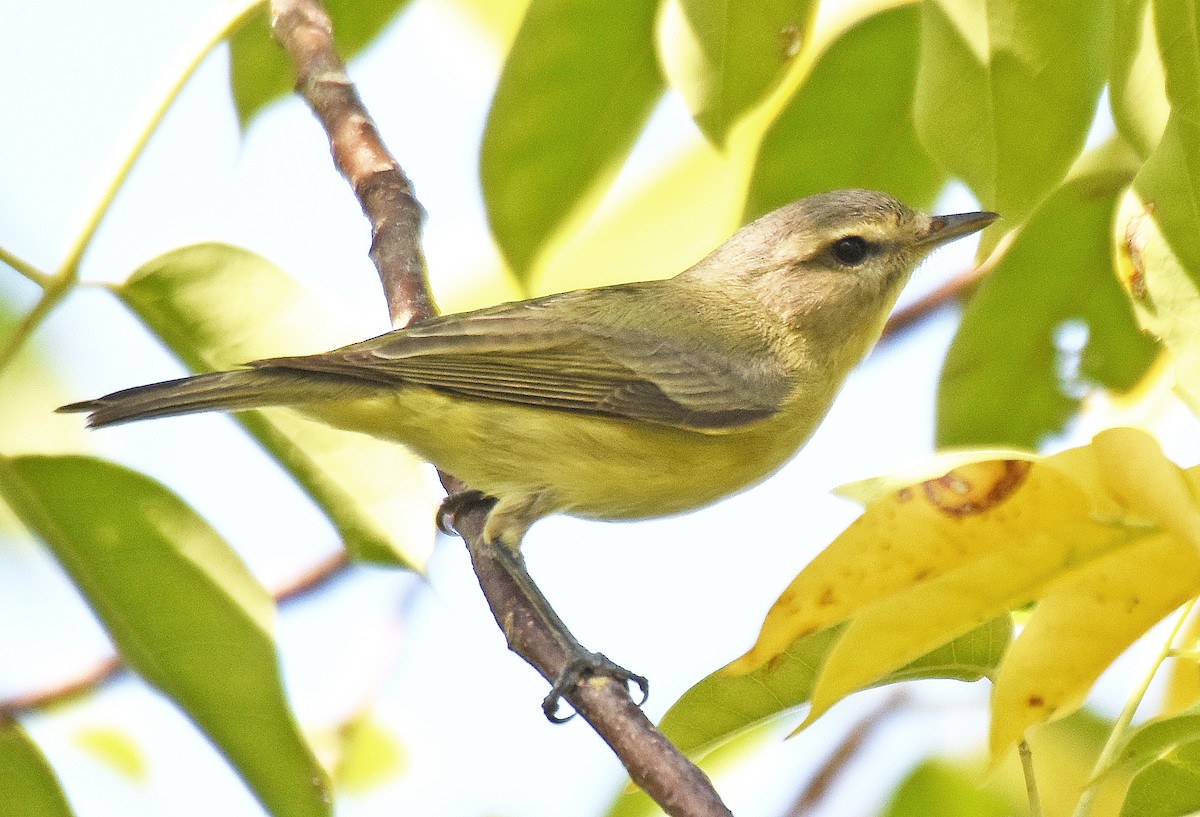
[252, 288, 792, 430]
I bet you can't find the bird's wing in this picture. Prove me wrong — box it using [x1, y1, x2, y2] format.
[252, 290, 792, 431]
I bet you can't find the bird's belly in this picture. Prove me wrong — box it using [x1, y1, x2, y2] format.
[299, 388, 814, 522]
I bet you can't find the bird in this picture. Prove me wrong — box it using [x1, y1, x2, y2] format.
[60, 189, 997, 718]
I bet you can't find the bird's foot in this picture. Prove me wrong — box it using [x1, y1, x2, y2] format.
[542, 651, 649, 723]
[436, 490, 496, 535]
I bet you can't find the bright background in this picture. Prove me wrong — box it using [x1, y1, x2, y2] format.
[3, 1, 1195, 815]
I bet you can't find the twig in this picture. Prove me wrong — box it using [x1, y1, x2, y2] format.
[1019, 739, 1043, 817]
[782, 690, 908, 817]
[881, 265, 988, 339]
[269, 0, 435, 329]
[268, 3, 734, 815]
[269, 548, 349, 601]
[0, 656, 123, 714]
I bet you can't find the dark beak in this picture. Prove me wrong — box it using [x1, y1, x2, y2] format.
[917, 210, 1000, 249]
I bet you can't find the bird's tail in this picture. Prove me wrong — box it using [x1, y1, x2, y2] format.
[57, 368, 357, 429]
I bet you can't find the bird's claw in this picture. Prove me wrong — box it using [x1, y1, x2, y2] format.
[436, 490, 494, 535]
[542, 652, 650, 723]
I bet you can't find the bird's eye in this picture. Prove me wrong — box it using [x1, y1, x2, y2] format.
[831, 236, 871, 266]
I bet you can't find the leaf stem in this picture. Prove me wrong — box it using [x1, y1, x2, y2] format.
[1071, 597, 1200, 817]
[0, 245, 50, 287]
[0, 0, 265, 373]
[56, 0, 264, 278]
[0, 280, 70, 371]
[1019, 739, 1044, 817]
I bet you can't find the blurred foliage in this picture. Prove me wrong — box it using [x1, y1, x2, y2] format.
[880, 760, 1012, 817]
[0, 455, 331, 817]
[938, 138, 1158, 448]
[659, 0, 819, 144]
[480, 0, 664, 275]
[118, 244, 437, 567]
[3, 0, 1200, 816]
[0, 720, 74, 817]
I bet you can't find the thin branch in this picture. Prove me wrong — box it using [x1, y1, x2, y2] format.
[0, 656, 123, 714]
[782, 690, 907, 817]
[881, 265, 987, 339]
[270, 548, 348, 601]
[454, 499, 733, 817]
[0, 282, 70, 372]
[268, 3, 734, 815]
[269, 0, 435, 328]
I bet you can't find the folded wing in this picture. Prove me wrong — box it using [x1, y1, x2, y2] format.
[254, 289, 791, 431]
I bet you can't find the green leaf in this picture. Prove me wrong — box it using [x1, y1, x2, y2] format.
[1113, 707, 1200, 776]
[659, 626, 842, 759]
[480, 0, 663, 278]
[1108, 0, 1168, 158]
[744, 3, 944, 221]
[1116, 708, 1200, 817]
[1122, 753, 1200, 817]
[0, 455, 330, 817]
[881, 760, 1011, 817]
[937, 138, 1158, 448]
[658, 617, 1009, 759]
[882, 614, 1012, 685]
[659, 0, 817, 144]
[1131, 0, 1200, 285]
[1153, 0, 1200, 113]
[1115, 1, 1200, 417]
[228, 0, 415, 127]
[117, 243, 435, 568]
[913, 0, 1112, 222]
[0, 719, 75, 817]
[1119, 135, 1200, 416]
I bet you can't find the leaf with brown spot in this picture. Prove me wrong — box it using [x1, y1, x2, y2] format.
[691, 427, 1200, 764]
[726, 455, 1052, 676]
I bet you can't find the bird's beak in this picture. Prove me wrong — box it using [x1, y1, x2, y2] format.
[917, 210, 1000, 248]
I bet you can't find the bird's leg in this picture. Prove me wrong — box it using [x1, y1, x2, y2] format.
[485, 539, 650, 722]
[436, 491, 649, 723]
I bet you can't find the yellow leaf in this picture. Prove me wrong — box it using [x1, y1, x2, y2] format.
[72, 726, 146, 781]
[1091, 426, 1200, 552]
[803, 520, 1109, 729]
[989, 532, 1200, 761]
[334, 717, 405, 794]
[725, 427, 1200, 752]
[728, 459, 1065, 675]
[834, 448, 1035, 506]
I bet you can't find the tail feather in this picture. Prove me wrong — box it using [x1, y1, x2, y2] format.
[57, 368, 362, 428]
